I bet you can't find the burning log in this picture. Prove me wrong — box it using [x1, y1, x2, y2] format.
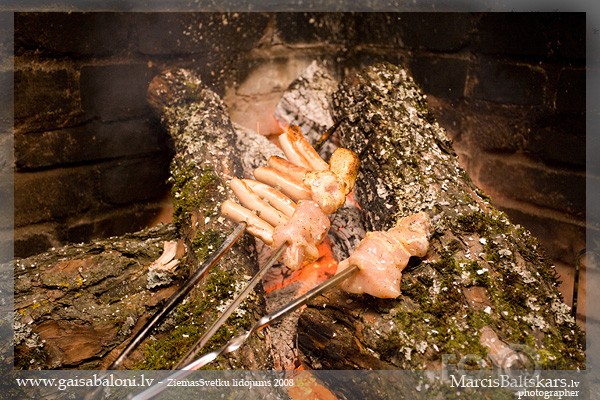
[298, 63, 585, 372]
[137, 69, 272, 370]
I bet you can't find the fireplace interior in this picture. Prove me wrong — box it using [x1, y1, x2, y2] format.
[9, 13, 595, 380]
[11, 12, 587, 321]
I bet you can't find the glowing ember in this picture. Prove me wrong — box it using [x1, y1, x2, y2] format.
[262, 240, 338, 295]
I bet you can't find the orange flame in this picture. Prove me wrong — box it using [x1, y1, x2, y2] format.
[261, 189, 358, 295]
[263, 240, 338, 295]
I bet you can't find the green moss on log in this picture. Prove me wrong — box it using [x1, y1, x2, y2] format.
[135, 268, 254, 370]
[319, 62, 585, 371]
[170, 164, 220, 230]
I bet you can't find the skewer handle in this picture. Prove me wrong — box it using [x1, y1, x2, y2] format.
[186, 264, 359, 371]
[108, 222, 246, 371]
[174, 243, 286, 368]
[128, 264, 359, 400]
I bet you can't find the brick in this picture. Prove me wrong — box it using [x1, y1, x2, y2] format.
[475, 13, 552, 58]
[133, 13, 269, 56]
[351, 13, 402, 47]
[343, 49, 406, 74]
[555, 68, 585, 114]
[475, 13, 584, 61]
[14, 67, 83, 133]
[353, 13, 471, 51]
[15, 13, 131, 57]
[497, 205, 585, 265]
[99, 155, 170, 205]
[469, 60, 546, 106]
[458, 101, 532, 152]
[276, 13, 355, 45]
[409, 56, 468, 99]
[80, 63, 152, 121]
[477, 158, 585, 217]
[553, 13, 585, 60]
[15, 155, 170, 229]
[15, 119, 166, 170]
[395, 13, 472, 51]
[14, 224, 59, 259]
[65, 204, 166, 245]
[527, 114, 585, 168]
[14, 167, 99, 227]
[461, 113, 525, 153]
[424, 96, 462, 140]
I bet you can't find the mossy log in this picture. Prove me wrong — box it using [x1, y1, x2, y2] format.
[144, 69, 271, 370]
[14, 225, 179, 369]
[298, 63, 585, 372]
[13, 70, 273, 371]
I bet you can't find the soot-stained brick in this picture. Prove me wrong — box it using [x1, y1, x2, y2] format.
[469, 59, 546, 106]
[527, 114, 585, 168]
[478, 158, 585, 217]
[99, 155, 171, 206]
[15, 13, 131, 57]
[15, 119, 165, 170]
[14, 167, 99, 227]
[80, 63, 152, 122]
[556, 68, 585, 114]
[409, 56, 468, 99]
[276, 13, 355, 45]
[395, 12, 472, 51]
[14, 68, 83, 133]
[133, 13, 269, 56]
[475, 13, 552, 58]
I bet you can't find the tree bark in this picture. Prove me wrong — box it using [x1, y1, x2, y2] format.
[14, 69, 274, 370]
[298, 62, 585, 371]
[132, 69, 272, 370]
[14, 224, 179, 369]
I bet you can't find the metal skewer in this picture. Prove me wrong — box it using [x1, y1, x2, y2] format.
[129, 264, 360, 400]
[108, 222, 247, 371]
[174, 243, 286, 369]
[84, 125, 342, 400]
[86, 223, 276, 400]
[313, 120, 339, 151]
[169, 126, 341, 368]
[108, 124, 339, 372]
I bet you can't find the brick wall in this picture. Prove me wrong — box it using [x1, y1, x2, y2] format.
[12, 12, 269, 257]
[403, 13, 587, 271]
[13, 12, 587, 283]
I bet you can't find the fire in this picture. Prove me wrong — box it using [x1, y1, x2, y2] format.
[345, 190, 361, 209]
[261, 189, 357, 296]
[285, 369, 338, 400]
[262, 240, 338, 295]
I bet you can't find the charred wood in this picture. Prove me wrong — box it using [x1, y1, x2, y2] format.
[232, 122, 284, 180]
[298, 62, 585, 371]
[274, 61, 338, 159]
